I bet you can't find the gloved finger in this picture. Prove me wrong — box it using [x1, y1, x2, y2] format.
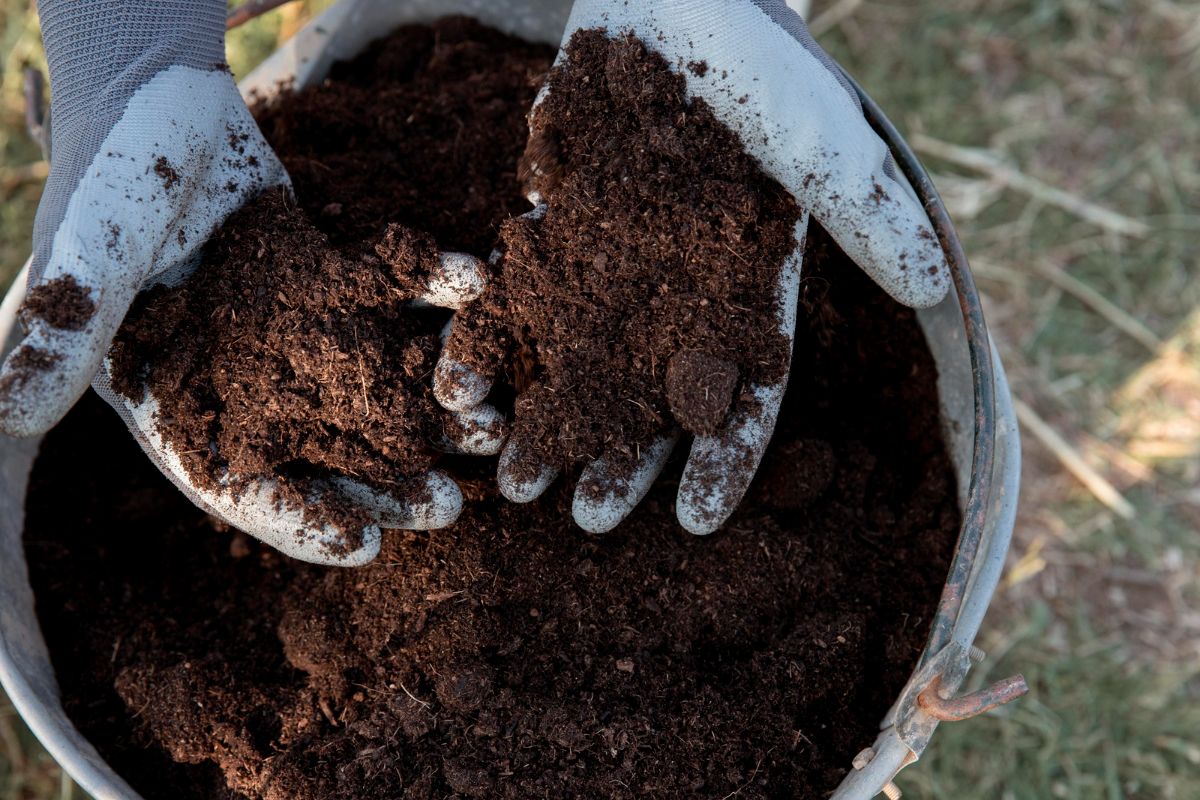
[802, 163, 947, 309]
[572, 432, 679, 534]
[330, 473, 462, 531]
[676, 234, 803, 534]
[116, 388, 381, 565]
[0, 272, 112, 437]
[497, 436, 558, 503]
[676, 382, 787, 535]
[436, 403, 507, 455]
[433, 318, 494, 412]
[221, 478, 384, 567]
[410, 252, 487, 310]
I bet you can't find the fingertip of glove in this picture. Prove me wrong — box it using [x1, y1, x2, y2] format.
[419, 253, 487, 309]
[890, 258, 952, 309]
[0, 347, 70, 438]
[410, 471, 465, 530]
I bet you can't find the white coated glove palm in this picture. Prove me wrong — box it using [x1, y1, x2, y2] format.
[0, 1, 493, 565]
[435, 0, 951, 535]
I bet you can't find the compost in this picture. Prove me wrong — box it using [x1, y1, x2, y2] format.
[447, 30, 799, 473]
[25, 17, 960, 800]
[29, 225, 958, 800]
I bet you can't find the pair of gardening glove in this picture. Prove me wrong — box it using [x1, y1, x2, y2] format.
[0, 0, 949, 566]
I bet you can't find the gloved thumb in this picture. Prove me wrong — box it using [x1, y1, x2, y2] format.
[0, 265, 122, 438]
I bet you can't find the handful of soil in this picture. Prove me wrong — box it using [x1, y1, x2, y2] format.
[109, 190, 447, 532]
[108, 19, 554, 530]
[446, 30, 801, 470]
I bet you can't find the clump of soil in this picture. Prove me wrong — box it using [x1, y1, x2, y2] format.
[446, 30, 800, 469]
[109, 189, 445, 539]
[28, 224, 959, 800]
[107, 19, 554, 538]
[20, 275, 95, 330]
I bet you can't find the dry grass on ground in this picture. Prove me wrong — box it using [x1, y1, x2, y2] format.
[2, 1, 1198, 798]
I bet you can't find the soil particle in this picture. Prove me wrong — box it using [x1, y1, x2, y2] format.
[450, 30, 800, 472]
[27, 224, 960, 800]
[20, 275, 95, 330]
[6, 343, 60, 373]
[154, 156, 180, 190]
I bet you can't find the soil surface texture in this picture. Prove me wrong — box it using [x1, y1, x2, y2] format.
[253, 16, 552, 258]
[108, 20, 553, 542]
[29, 224, 959, 800]
[446, 30, 801, 473]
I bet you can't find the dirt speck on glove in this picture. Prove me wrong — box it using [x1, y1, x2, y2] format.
[154, 156, 181, 190]
[449, 30, 801, 472]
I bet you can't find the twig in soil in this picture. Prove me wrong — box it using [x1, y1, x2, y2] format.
[398, 682, 431, 709]
[911, 133, 1151, 238]
[720, 747, 775, 799]
[353, 324, 370, 417]
[1013, 397, 1136, 519]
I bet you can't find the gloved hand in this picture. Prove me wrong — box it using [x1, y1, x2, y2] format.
[434, 0, 951, 535]
[0, 1, 494, 565]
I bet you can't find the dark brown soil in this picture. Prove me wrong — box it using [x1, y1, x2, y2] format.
[20, 275, 95, 330]
[109, 189, 447, 540]
[24, 18, 959, 800]
[252, 16, 552, 258]
[446, 31, 800, 470]
[28, 224, 959, 800]
[107, 19, 553, 538]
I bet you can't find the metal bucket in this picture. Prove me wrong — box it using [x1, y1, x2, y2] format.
[0, 2, 1024, 798]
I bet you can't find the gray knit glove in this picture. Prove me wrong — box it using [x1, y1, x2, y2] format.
[0, 1, 476, 565]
